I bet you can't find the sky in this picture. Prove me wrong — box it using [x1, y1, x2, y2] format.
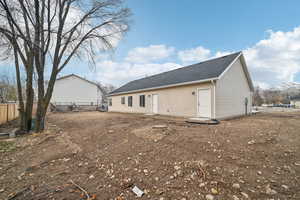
[2, 0, 300, 89]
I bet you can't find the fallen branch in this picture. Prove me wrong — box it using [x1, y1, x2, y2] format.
[69, 180, 90, 200]
[197, 164, 206, 180]
[7, 187, 29, 200]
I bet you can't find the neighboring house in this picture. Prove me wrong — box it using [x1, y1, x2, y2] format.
[51, 74, 104, 106]
[290, 96, 300, 108]
[108, 52, 254, 119]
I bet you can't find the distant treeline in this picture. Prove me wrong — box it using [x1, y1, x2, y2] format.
[253, 86, 299, 106]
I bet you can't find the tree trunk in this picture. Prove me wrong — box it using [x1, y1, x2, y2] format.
[35, 76, 45, 132]
[13, 48, 26, 131]
[35, 103, 45, 132]
[24, 62, 34, 132]
[34, 0, 45, 133]
[35, 69, 58, 132]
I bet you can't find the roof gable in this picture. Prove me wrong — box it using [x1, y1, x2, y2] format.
[57, 74, 98, 86]
[110, 52, 242, 95]
[57, 74, 105, 94]
[218, 53, 254, 92]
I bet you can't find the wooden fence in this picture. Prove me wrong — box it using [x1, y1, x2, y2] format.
[0, 104, 19, 125]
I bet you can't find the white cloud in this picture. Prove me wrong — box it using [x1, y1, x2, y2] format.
[176, 27, 300, 87]
[253, 81, 270, 89]
[125, 45, 175, 63]
[91, 26, 300, 88]
[244, 27, 300, 86]
[178, 46, 211, 63]
[214, 51, 234, 58]
[95, 60, 182, 86]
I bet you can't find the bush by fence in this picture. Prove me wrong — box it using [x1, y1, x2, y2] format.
[0, 104, 19, 125]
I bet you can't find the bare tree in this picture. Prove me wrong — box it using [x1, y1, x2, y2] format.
[97, 82, 116, 94]
[0, 0, 130, 132]
[0, 0, 38, 131]
[0, 73, 18, 103]
[253, 86, 263, 106]
[96, 81, 116, 104]
[262, 89, 284, 104]
[34, 0, 130, 132]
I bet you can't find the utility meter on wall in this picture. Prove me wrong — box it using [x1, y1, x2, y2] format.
[245, 97, 248, 115]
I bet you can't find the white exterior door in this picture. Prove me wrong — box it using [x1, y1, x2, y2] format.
[197, 88, 212, 118]
[152, 94, 158, 113]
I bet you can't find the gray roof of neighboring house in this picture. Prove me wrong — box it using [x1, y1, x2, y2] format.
[110, 52, 242, 95]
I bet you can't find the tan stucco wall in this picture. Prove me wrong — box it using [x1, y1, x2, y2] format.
[215, 58, 252, 119]
[108, 82, 214, 118]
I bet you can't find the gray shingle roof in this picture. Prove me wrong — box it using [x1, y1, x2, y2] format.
[110, 52, 241, 95]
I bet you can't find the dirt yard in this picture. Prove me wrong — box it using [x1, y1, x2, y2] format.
[0, 111, 299, 200]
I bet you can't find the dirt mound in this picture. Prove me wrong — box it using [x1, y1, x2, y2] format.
[132, 125, 175, 141]
[1, 112, 299, 200]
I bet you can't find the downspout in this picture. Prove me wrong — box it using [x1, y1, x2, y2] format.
[211, 80, 216, 119]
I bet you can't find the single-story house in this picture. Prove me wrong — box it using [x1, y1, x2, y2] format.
[290, 96, 300, 108]
[108, 52, 254, 119]
[51, 74, 104, 107]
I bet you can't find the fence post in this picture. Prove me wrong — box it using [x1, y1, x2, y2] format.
[6, 104, 9, 123]
[13, 104, 16, 119]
